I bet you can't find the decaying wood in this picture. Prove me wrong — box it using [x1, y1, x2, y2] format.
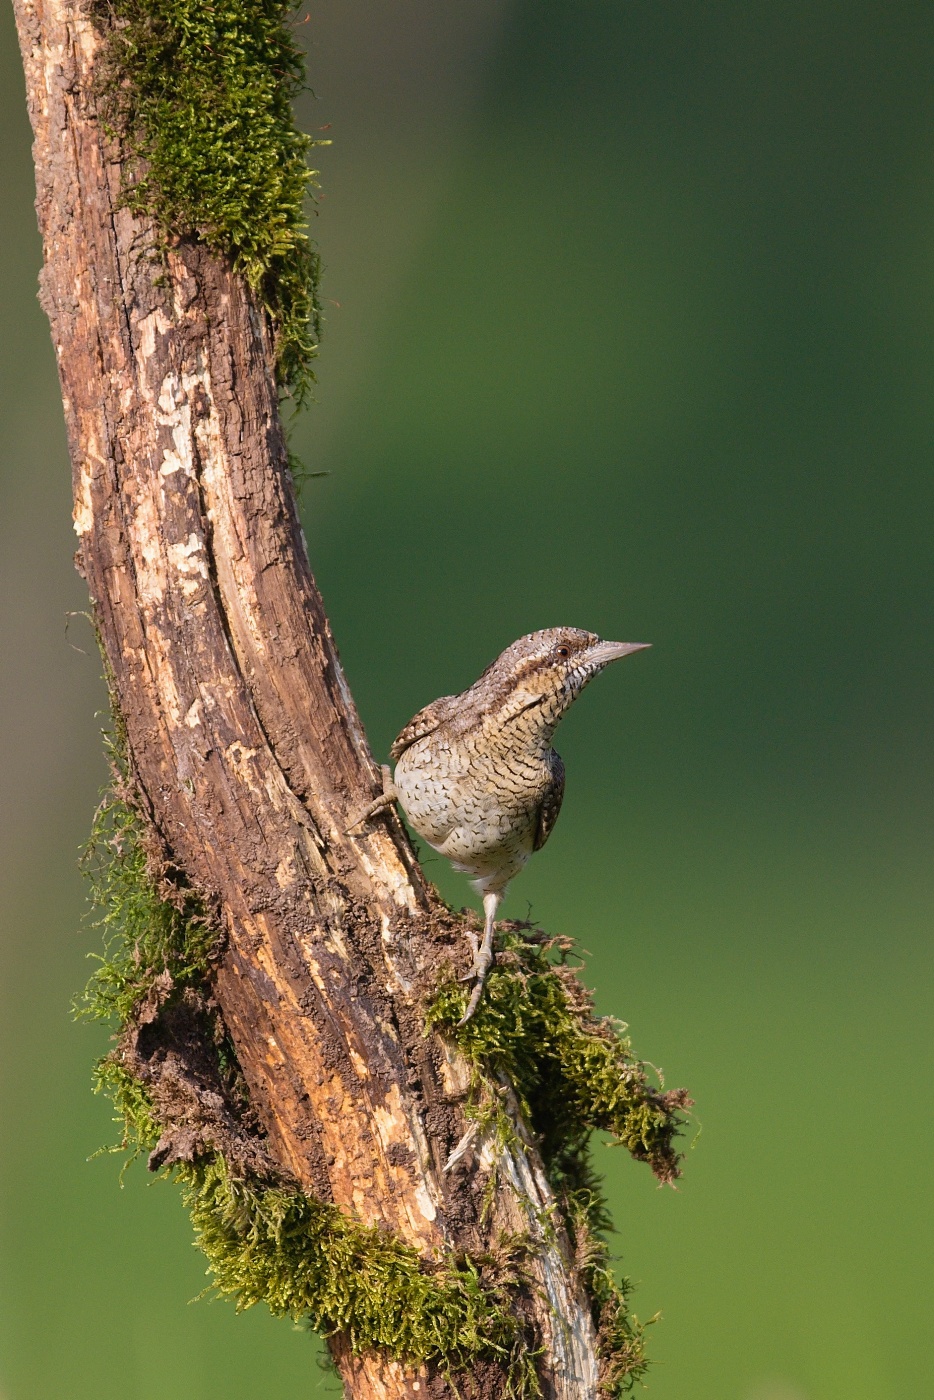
[12, 1, 603, 1395]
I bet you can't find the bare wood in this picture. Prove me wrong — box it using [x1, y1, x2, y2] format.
[11, 1, 602, 1395]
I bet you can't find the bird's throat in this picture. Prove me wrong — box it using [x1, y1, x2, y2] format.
[490, 696, 561, 759]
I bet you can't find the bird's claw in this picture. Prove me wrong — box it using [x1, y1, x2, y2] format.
[456, 973, 488, 1027]
[456, 947, 494, 1025]
[455, 893, 500, 1024]
[346, 766, 397, 835]
[458, 932, 480, 979]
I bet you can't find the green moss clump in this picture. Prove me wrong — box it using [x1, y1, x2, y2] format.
[94, 1055, 163, 1156]
[98, 1065, 540, 1395]
[93, 0, 323, 401]
[426, 928, 688, 1185]
[186, 1161, 536, 1385]
[563, 1165, 654, 1398]
[76, 711, 216, 1026]
[426, 928, 692, 1394]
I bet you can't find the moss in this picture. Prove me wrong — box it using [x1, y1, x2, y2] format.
[92, 0, 323, 401]
[185, 1161, 538, 1388]
[75, 710, 216, 1027]
[94, 1055, 163, 1158]
[564, 1169, 654, 1399]
[425, 928, 689, 1185]
[426, 927, 692, 1395]
[97, 1065, 540, 1395]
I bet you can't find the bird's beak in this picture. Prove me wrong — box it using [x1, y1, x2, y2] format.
[586, 640, 652, 666]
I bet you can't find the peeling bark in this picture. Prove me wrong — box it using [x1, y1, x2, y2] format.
[11, 2, 603, 1395]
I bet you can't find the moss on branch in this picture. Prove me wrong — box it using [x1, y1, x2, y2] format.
[92, 0, 323, 401]
[427, 929, 690, 1187]
[82, 697, 686, 1393]
[185, 1162, 534, 1385]
[96, 1059, 539, 1394]
[427, 929, 693, 1395]
[75, 709, 217, 1027]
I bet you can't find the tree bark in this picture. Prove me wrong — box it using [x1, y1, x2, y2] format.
[12, 1, 603, 1396]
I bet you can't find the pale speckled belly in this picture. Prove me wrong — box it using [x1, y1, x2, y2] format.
[394, 739, 547, 891]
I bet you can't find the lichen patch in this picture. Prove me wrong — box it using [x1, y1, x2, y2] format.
[73, 475, 94, 535]
[138, 305, 172, 359]
[167, 533, 209, 591]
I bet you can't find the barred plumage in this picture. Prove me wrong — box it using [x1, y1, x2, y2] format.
[352, 628, 650, 1022]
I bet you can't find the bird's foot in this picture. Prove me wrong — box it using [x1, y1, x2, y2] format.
[459, 931, 480, 974]
[346, 766, 397, 834]
[456, 973, 489, 1027]
[455, 891, 501, 1025]
[456, 940, 495, 1026]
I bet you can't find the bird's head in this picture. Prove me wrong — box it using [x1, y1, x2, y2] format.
[470, 627, 650, 737]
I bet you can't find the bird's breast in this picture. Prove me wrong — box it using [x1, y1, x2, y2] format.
[393, 736, 551, 867]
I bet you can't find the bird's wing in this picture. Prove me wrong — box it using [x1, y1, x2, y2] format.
[534, 751, 566, 851]
[389, 695, 455, 760]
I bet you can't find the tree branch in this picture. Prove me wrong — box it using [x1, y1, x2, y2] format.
[12, 2, 687, 1395]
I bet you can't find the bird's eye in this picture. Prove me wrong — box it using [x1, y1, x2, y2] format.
[555, 645, 570, 659]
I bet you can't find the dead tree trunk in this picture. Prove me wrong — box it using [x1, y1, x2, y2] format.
[12, 1, 612, 1396]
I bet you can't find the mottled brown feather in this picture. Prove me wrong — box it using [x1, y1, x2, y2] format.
[389, 695, 456, 760]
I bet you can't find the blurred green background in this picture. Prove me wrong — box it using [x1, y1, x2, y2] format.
[2, 2, 932, 1397]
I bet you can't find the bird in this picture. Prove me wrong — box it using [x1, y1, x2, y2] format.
[350, 628, 650, 1023]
